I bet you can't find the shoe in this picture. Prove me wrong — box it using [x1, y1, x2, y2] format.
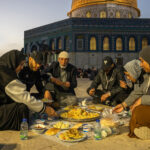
[134, 126, 150, 140]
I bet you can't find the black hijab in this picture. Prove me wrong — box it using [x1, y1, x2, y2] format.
[0, 50, 26, 70]
[0, 50, 26, 87]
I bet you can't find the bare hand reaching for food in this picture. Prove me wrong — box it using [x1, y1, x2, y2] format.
[113, 102, 127, 113]
[45, 106, 58, 117]
[89, 88, 95, 96]
[101, 92, 111, 102]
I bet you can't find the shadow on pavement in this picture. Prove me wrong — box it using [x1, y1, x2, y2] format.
[0, 144, 18, 150]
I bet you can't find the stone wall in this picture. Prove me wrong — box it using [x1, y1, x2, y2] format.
[69, 52, 139, 69]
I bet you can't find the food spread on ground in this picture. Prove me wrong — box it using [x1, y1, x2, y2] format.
[60, 108, 100, 120]
[59, 129, 84, 141]
[52, 121, 70, 129]
[30, 103, 130, 143]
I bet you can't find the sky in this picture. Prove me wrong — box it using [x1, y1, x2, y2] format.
[0, 0, 149, 56]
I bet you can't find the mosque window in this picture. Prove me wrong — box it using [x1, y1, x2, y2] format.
[51, 40, 55, 50]
[76, 35, 84, 50]
[100, 11, 106, 18]
[128, 13, 132, 18]
[86, 11, 91, 18]
[57, 38, 62, 50]
[94, 14, 97, 17]
[90, 36, 97, 51]
[116, 11, 120, 18]
[142, 38, 148, 49]
[129, 37, 135, 51]
[65, 36, 69, 51]
[103, 37, 110, 51]
[31, 45, 38, 52]
[116, 38, 123, 51]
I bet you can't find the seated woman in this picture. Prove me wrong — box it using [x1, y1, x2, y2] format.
[0, 50, 57, 130]
[120, 59, 144, 93]
[113, 46, 150, 140]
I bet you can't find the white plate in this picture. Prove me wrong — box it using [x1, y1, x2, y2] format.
[49, 121, 71, 130]
[57, 131, 87, 143]
[30, 124, 47, 134]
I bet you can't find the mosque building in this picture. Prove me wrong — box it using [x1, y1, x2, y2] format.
[24, 0, 150, 68]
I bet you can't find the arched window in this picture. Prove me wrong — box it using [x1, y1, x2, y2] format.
[76, 35, 84, 50]
[129, 37, 135, 51]
[31, 45, 38, 52]
[86, 11, 91, 18]
[58, 38, 62, 50]
[128, 13, 132, 18]
[142, 38, 148, 49]
[90, 37, 97, 50]
[100, 11, 106, 18]
[65, 36, 69, 51]
[116, 38, 123, 51]
[103, 37, 110, 51]
[50, 40, 55, 50]
[116, 11, 120, 18]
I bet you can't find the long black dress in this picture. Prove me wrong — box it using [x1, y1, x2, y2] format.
[0, 50, 29, 130]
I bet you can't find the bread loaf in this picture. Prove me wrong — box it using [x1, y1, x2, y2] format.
[45, 128, 60, 136]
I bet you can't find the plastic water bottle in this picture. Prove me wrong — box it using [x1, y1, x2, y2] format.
[20, 118, 28, 140]
[94, 119, 102, 140]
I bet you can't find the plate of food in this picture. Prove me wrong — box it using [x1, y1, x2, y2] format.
[57, 129, 87, 143]
[50, 121, 71, 130]
[60, 108, 100, 122]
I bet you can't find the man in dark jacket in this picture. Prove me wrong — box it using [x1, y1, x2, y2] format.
[18, 51, 45, 99]
[44, 51, 77, 108]
[87, 56, 125, 106]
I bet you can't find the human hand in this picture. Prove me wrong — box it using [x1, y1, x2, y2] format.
[44, 90, 53, 106]
[113, 102, 127, 113]
[89, 88, 95, 96]
[64, 82, 70, 88]
[120, 80, 127, 89]
[113, 104, 124, 113]
[45, 106, 58, 117]
[130, 98, 141, 112]
[51, 77, 63, 86]
[101, 92, 111, 102]
[44, 90, 52, 100]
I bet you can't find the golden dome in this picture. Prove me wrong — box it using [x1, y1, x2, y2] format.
[68, 0, 140, 16]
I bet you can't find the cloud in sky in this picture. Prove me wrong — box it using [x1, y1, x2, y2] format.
[0, 0, 149, 56]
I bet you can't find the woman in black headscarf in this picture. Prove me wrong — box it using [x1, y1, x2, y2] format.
[0, 50, 57, 130]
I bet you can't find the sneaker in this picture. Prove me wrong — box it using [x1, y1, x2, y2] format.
[134, 126, 150, 140]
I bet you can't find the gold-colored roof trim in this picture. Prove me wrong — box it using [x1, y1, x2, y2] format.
[68, 1, 140, 17]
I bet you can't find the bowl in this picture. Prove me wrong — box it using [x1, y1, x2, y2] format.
[31, 124, 46, 134]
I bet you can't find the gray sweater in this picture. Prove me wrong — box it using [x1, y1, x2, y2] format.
[124, 73, 150, 106]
